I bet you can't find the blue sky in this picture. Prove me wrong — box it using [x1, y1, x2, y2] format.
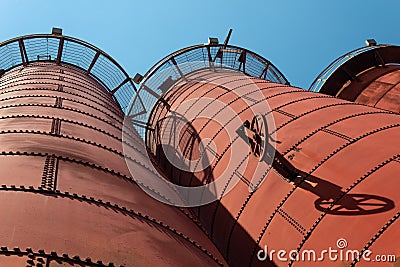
[1, 0, 399, 89]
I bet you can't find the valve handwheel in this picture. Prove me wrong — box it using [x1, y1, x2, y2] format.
[250, 113, 268, 162]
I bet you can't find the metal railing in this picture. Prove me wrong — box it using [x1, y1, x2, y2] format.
[0, 34, 136, 113]
[126, 44, 289, 138]
[0, 35, 289, 141]
[309, 45, 391, 93]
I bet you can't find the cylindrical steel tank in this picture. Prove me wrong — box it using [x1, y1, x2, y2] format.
[0, 34, 227, 267]
[133, 44, 400, 267]
[309, 44, 400, 113]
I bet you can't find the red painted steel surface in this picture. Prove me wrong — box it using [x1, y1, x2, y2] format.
[336, 66, 400, 112]
[0, 62, 227, 266]
[311, 45, 400, 113]
[148, 69, 400, 266]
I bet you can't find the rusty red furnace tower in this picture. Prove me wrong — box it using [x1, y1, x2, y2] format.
[0, 29, 398, 267]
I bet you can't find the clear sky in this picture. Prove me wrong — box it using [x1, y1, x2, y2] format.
[1, 0, 399, 89]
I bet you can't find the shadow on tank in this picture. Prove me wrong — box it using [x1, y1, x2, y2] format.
[271, 150, 395, 216]
[151, 114, 277, 267]
[236, 114, 395, 217]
